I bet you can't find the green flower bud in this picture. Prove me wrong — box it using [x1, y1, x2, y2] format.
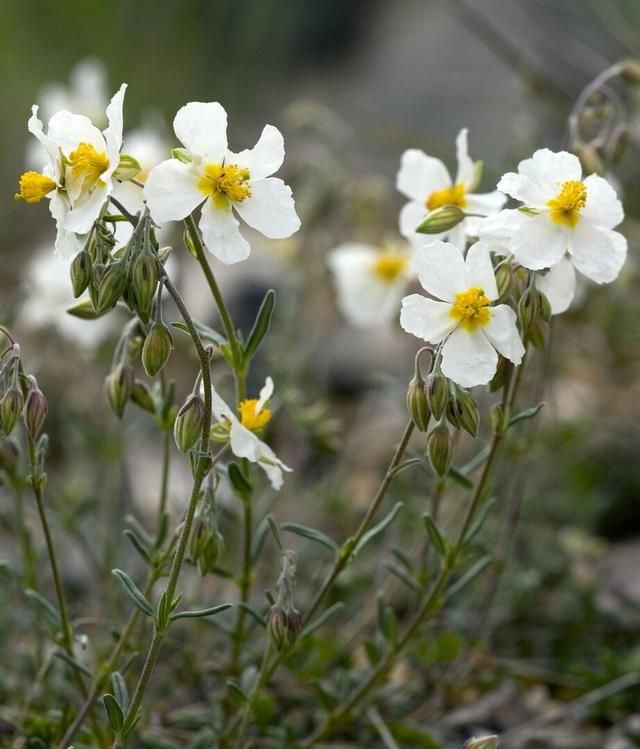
[174, 394, 205, 453]
[527, 318, 549, 349]
[494, 263, 512, 299]
[131, 380, 156, 414]
[538, 289, 552, 323]
[96, 262, 128, 314]
[447, 385, 479, 438]
[112, 153, 141, 182]
[105, 363, 134, 419]
[189, 491, 225, 577]
[284, 608, 303, 646]
[25, 385, 48, 438]
[425, 371, 449, 421]
[142, 323, 173, 378]
[0, 438, 20, 477]
[66, 297, 105, 320]
[489, 356, 510, 393]
[517, 287, 540, 333]
[1, 388, 24, 435]
[462, 736, 498, 749]
[427, 420, 453, 478]
[621, 58, 640, 83]
[416, 205, 465, 234]
[131, 253, 158, 324]
[267, 605, 288, 650]
[406, 371, 430, 432]
[70, 250, 93, 298]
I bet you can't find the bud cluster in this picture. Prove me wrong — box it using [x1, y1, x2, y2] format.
[267, 550, 303, 650]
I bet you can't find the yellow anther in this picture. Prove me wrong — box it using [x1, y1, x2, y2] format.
[198, 163, 251, 209]
[239, 399, 272, 432]
[426, 182, 467, 212]
[16, 171, 57, 203]
[69, 142, 110, 191]
[450, 287, 491, 331]
[547, 180, 587, 228]
[372, 251, 408, 282]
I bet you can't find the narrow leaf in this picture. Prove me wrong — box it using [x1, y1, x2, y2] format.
[465, 498, 496, 546]
[266, 516, 284, 550]
[422, 514, 447, 557]
[170, 603, 232, 621]
[103, 693, 124, 733]
[171, 320, 227, 347]
[448, 466, 474, 490]
[389, 457, 423, 478]
[509, 402, 545, 427]
[301, 602, 345, 639]
[112, 569, 154, 617]
[236, 601, 267, 627]
[25, 589, 62, 629]
[282, 522, 338, 552]
[243, 289, 275, 364]
[384, 563, 423, 593]
[353, 502, 403, 556]
[111, 672, 129, 712]
[53, 649, 93, 678]
[122, 529, 151, 563]
[446, 555, 492, 599]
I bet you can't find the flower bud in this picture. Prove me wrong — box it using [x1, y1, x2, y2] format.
[131, 253, 158, 324]
[494, 263, 512, 299]
[267, 605, 288, 650]
[112, 153, 141, 182]
[416, 205, 465, 234]
[462, 737, 498, 749]
[105, 363, 134, 419]
[447, 385, 479, 438]
[620, 58, 640, 84]
[489, 356, 509, 393]
[537, 289, 552, 323]
[70, 250, 93, 298]
[1, 388, 24, 435]
[142, 323, 173, 378]
[425, 371, 448, 421]
[527, 319, 549, 350]
[284, 608, 303, 646]
[517, 287, 539, 333]
[131, 380, 156, 414]
[0, 438, 20, 476]
[174, 394, 205, 453]
[427, 421, 453, 478]
[25, 385, 48, 438]
[96, 262, 128, 313]
[406, 372, 430, 432]
[189, 504, 225, 576]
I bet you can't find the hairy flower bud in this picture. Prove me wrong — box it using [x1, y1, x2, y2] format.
[406, 371, 430, 432]
[427, 421, 453, 477]
[70, 250, 93, 298]
[416, 205, 465, 234]
[517, 287, 539, 333]
[620, 58, 640, 84]
[105, 363, 134, 419]
[131, 253, 158, 324]
[494, 263, 512, 299]
[425, 371, 449, 421]
[285, 608, 303, 646]
[25, 385, 48, 438]
[462, 736, 498, 749]
[131, 380, 156, 414]
[96, 261, 128, 314]
[0, 438, 20, 476]
[267, 605, 288, 650]
[447, 385, 479, 437]
[1, 387, 24, 435]
[112, 153, 141, 182]
[174, 394, 205, 453]
[537, 289, 552, 323]
[142, 323, 173, 378]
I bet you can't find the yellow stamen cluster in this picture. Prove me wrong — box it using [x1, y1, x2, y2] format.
[198, 163, 251, 209]
[547, 180, 587, 228]
[372, 251, 409, 282]
[239, 399, 272, 432]
[69, 142, 110, 191]
[426, 182, 467, 212]
[16, 171, 57, 203]
[450, 287, 491, 331]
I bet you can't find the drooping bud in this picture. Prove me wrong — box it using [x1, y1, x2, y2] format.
[25, 385, 48, 438]
[284, 608, 303, 646]
[447, 385, 479, 438]
[426, 421, 453, 478]
[267, 605, 288, 650]
[131, 253, 158, 324]
[70, 250, 93, 298]
[189, 488, 224, 576]
[494, 263, 512, 299]
[1, 388, 24, 435]
[112, 153, 141, 182]
[462, 736, 498, 749]
[406, 370, 430, 432]
[620, 58, 640, 84]
[416, 205, 465, 234]
[0, 438, 20, 476]
[105, 363, 134, 419]
[96, 262, 128, 313]
[425, 371, 449, 421]
[173, 394, 205, 453]
[131, 380, 156, 414]
[142, 323, 173, 378]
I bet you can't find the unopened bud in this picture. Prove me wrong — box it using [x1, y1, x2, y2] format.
[489, 356, 509, 393]
[105, 363, 134, 419]
[538, 289, 552, 323]
[189, 501, 224, 576]
[620, 58, 640, 84]
[25, 385, 48, 438]
[416, 205, 465, 234]
[285, 608, 303, 646]
[267, 605, 288, 650]
[425, 371, 449, 421]
[1, 388, 24, 435]
[96, 262, 128, 313]
[447, 385, 479, 437]
[406, 371, 430, 431]
[174, 394, 205, 453]
[70, 250, 93, 298]
[112, 153, 141, 182]
[462, 736, 498, 749]
[527, 318, 549, 349]
[427, 421, 453, 477]
[494, 263, 512, 298]
[142, 323, 173, 378]
[517, 287, 539, 333]
[0, 438, 20, 476]
[131, 253, 158, 324]
[131, 380, 156, 414]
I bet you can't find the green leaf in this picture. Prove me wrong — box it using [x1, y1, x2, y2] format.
[509, 402, 545, 427]
[389, 457, 423, 478]
[227, 463, 252, 501]
[465, 498, 496, 546]
[122, 529, 151, 563]
[448, 466, 473, 490]
[103, 693, 124, 734]
[170, 603, 232, 621]
[243, 289, 275, 365]
[301, 602, 345, 639]
[227, 678, 249, 705]
[25, 589, 62, 630]
[112, 569, 154, 617]
[446, 555, 492, 599]
[266, 516, 284, 551]
[422, 514, 447, 557]
[111, 672, 129, 713]
[281, 523, 338, 552]
[459, 445, 491, 476]
[53, 649, 93, 678]
[384, 563, 423, 593]
[171, 320, 227, 348]
[352, 503, 403, 557]
[236, 602, 267, 627]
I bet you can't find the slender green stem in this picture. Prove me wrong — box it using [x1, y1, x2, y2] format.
[234, 641, 272, 749]
[230, 495, 253, 672]
[158, 429, 171, 522]
[13, 486, 36, 589]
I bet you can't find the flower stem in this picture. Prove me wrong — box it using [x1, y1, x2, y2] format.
[230, 494, 253, 673]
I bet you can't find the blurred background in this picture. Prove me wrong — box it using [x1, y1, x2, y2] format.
[2, 1, 640, 747]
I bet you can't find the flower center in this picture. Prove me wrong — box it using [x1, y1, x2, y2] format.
[371, 251, 408, 282]
[69, 142, 110, 191]
[16, 171, 57, 203]
[450, 287, 491, 331]
[426, 182, 467, 212]
[547, 180, 587, 228]
[239, 399, 272, 432]
[198, 163, 251, 209]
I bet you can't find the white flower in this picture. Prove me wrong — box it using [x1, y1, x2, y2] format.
[17, 84, 127, 258]
[496, 149, 627, 282]
[397, 129, 506, 250]
[400, 241, 525, 388]
[144, 102, 300, 264]
[327, 243, 413, 327]
[210, 377, 292, 490]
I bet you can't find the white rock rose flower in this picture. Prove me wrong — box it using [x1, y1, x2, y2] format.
[397, 129, 506, 250]
[210, 377, 292, 490]
[327, 243, 413, 327]
[496, 149, 627, 283]
[17, 84, 127, 258]
[144, 102, 301, 264]
[400, 241, 525, 388]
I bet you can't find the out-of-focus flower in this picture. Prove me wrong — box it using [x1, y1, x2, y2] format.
[397, 129, 505, 249]
[400, 241, 524, 387]
[327, 242, 413, 327]
[211, 377, 291, 489]
[17, 84, 127, 258]
[144, 102, 300, 264]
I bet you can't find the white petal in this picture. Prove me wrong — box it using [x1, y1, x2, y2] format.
[256, 377, 274, 415]
[229, 124, 284, 180]
[228, 422, 291, 490]
[144, 160, 204, 223]
[511, 213, 567, 270]
[103, 83, 126, 171]
[199, 201, 251, 264]
[441, 327, 498, 388]
[568, 224, 627, 284]
[536, 257, 576, 315]
[497, 171, 547, 207]
[48, 111, 105, 155]
[464, 242, 499, 300]
[64, 185, 109, 234]
[174, 101, 228, 162]
[412, 240, 467, 301]
[482, 305, 524, 364]
[477, 209, 523, 256]
[465, 190, 507, 216]
[581, 174, 624, 230]
[397, 149, 451, 202]
[234, 177, 300, 238]
[400, 294, 456, 343]
[49, 192, 81, 259]
[27, 106, 59, 167]
[518, 148, 582, 195]
[210, 385, 235, 423]
[455, 128, 475, 188]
